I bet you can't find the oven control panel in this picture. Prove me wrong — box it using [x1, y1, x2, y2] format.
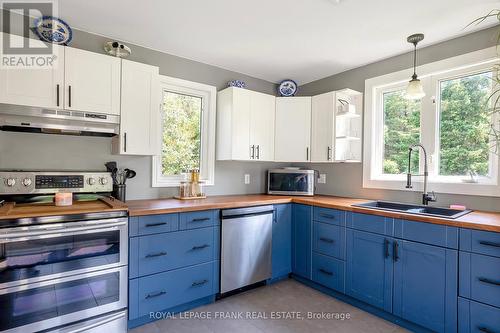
[0, 171, 113, 194]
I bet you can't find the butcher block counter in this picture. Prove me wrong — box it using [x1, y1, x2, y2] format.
[126, 194, 500, 232]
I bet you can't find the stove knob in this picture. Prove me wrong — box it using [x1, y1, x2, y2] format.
[87, 177, 96, 185]
[99, 177, 108, 185]
[22, 178, 32, 187]
[5, 178, 16, 187]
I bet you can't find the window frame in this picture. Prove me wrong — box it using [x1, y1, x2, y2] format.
[152, 75, 216, 187]
[364, 47, 500, 197]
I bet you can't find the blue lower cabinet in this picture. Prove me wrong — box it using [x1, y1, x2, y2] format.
[346, 229, 393, 312]
[460, 228, 500, 258]
[133, 227, 215, 277]
[131, 262, 214, 319]
[312, 252, 345, 293]
[272, 204, 292, 279]
[460, 252, 500, 308]
[313, 221, 345, 260]
[292, 204, 312, 279]
[458, 297, 500, 333]
[393, 240, 457, 333]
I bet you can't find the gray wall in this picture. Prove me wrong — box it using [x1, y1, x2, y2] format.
[298, 26, 500, 212]
[0, 22, 283, 200]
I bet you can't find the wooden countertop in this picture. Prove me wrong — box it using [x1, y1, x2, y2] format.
[0, 197, 128, 221]
[127, 194, 500, 232]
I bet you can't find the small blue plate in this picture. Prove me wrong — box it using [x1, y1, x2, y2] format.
[278, 79, 298, 97]
[33, 16, 73, 45]
[228, 80, 246, 88]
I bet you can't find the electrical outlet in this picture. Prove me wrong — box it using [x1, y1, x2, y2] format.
[244, 174, 250, 184]
[318, 174, 327, 184]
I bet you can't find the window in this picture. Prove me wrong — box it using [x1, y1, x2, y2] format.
[383, 89, 421, 175]
[438, 72, 492, 177]
[152, 76, 216, 187]
[364, 47, 500, 196]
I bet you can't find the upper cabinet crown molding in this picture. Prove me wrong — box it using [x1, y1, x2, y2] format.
[216, 87, 275, 161]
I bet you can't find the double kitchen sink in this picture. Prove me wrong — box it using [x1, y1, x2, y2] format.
[352, 201, 472, 219]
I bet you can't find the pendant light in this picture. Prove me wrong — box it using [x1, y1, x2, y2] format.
[405, 33, 425, 100]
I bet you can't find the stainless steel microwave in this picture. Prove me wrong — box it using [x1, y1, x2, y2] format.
[267, 168, 315, 196]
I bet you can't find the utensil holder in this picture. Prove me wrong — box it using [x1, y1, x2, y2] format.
[113, 184, 126, 202]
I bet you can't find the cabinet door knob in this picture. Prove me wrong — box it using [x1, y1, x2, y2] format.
[68, 85, 72, 107]
[256, 145, 260, 159]
[56, 84, 60, 107]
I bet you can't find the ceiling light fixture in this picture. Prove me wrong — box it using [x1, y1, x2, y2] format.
[405, 33, 425, 100]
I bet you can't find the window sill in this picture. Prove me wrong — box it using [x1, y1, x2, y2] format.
[363, 178, 500, 197]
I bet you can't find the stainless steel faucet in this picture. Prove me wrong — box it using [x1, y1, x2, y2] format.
[406, 144, 437, 205]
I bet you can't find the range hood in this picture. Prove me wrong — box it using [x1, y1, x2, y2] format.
[0, 104, 119, 137]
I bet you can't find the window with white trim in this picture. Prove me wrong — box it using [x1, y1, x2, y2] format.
[364, 47, 500, 196]
[152, 76, 216, 187]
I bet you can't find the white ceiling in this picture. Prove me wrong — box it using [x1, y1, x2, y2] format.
[59, 0, 499, 85]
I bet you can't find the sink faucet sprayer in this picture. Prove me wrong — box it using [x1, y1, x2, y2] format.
[406, 144, 437, 205]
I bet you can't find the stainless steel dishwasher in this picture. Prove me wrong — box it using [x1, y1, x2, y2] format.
[220, 205, 274, 294]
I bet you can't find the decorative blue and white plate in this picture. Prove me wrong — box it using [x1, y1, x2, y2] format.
[228, 80, 246, 88]
[33, 16, 73, 45]
[278, 79, 298, 97]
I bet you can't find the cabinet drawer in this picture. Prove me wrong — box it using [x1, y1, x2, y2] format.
[130, 214, 179, 237]
[460, 229, 500, 258]
[313, 207, 345, 226]
[180, 210, 218, 230]
[347, 212, 393, 236]
[312, 252, 345, 293]
[313, 221, 345, 260]
[458, 297, 500, 333]
[394, 219, 458, 249]
[131, 228, 215, 277]
[132, 262, 214, 319]
[459, 252, 500, 308]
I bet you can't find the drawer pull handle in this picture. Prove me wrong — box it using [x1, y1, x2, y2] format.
[479, 240, 500, 248]
[191, 279, 208, 287]
[145, 222, 167, 227]
[192, 217, 210, 222]
[146, 252, 167, 258]
[319, 237, 334, 244]
[192, 244, 210, 250]
[320, 213, 335, 219]
[319, 268, 333, 276]
[478, 277, 500, 286]
[478, 327, 496, 333]
[384, 239, 390, 258]
[145, 291, 166, 299]
[393, 241, 399, 262]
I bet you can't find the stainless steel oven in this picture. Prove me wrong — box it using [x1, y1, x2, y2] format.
[0, 266, 127, 333]
[0, 216, 128, 333]
[267, 168, 316, 196]
[0, 218, 128, 289]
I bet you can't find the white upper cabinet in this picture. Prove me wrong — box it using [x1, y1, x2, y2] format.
[0, 34, 64, 108]
[64, 47, 121, 115]
[113, 59, 160, 155]
[333, 89, 363, 162]
[216, 87, 275, 161]
[249, 91, 275, 161]
[311, 92, 335, 162]
[275, 97, 311, 162]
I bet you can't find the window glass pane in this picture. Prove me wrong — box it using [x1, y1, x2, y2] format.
[383, 90, 421, 174]
[161, 91, 202, 176]
[439, 72, 492, 176]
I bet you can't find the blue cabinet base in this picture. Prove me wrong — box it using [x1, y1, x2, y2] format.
[291, 275, 434, 333]
[128, 295, 216, 329]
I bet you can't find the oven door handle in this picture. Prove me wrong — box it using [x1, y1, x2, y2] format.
[0, 222, 126, 243]
[56, 310, 127, 333]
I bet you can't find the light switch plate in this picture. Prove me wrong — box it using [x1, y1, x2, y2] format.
[318, 174, 326, 184]
[244, 174, 250, 184]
